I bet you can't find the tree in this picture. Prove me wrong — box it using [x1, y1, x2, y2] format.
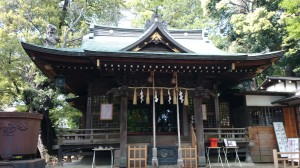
[0, 0, 59, 109]
[0, 0, 125, 125]
[0, 0, 125, 159]
[125, 0, 206, 29]
[201, 0, 286, 78]
[59, 0, 125, 48]
[279, 0, 300, 75]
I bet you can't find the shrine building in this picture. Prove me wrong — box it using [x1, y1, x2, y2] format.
[21, 14, 289, 167]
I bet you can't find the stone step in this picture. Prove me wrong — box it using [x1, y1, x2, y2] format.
[113, 149, 120, 167]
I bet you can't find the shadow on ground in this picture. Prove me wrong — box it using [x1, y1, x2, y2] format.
[47, 150, 112, 168]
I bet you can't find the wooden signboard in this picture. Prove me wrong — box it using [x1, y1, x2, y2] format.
[273, 122, 288, 157]
[100, 104, 113, 120]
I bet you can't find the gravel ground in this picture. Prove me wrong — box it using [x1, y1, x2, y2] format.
[46, 164, 277, 168]
[45, 154, 278, 168]
[46, 159, 277, 168]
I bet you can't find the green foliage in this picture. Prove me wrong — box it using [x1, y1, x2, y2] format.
[58, 0, 125, 47]
[125, 0, 206, 29]
[0, 0, 114, 128]
[49, 95, 82, 129]
[202, 0, 287, 78]
[209, 34, 230, 50]
[279, 0, 300, 71]
[86, 0, 125, 26]
[0, 0, 61, 111]
[228, 7, 283, 53]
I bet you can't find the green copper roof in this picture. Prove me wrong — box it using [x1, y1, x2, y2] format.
[21, 15, 285, 60]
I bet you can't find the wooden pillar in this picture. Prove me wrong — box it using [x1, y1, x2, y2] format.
[214, 84, 220, 128]
[283, 107, 298, 138]
[119, 86, 128, 168]
[183, 106, 189, 136]
[57, 146, 63, 165]
[85, 83, 92, 129]
[193, 87, 209, 167]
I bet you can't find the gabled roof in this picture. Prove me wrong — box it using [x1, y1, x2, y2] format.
[258, 76, 300, 91]
[82, 14, 229, 55]
[120, 22, 193, 53]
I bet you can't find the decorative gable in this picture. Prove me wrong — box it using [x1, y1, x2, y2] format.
[121, 14, 193, 53]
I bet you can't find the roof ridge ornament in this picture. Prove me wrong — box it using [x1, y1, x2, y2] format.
[144, 6, 167, 31]
[45, 24, 60, 47]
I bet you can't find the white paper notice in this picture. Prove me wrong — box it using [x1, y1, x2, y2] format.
[273, 122, 288, 157]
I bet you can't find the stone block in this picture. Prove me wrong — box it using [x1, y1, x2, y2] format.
[0, 159, 45, 168]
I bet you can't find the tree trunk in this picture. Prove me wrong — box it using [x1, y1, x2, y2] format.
[37, 134, 50, 164]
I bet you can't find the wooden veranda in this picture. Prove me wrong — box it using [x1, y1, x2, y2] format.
[55, 126, 250, 167]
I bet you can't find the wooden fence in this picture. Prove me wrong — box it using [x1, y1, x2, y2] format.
[127, 144, 148, 168]
[182, 144, 197, 168]
[273, 149, 300, 168]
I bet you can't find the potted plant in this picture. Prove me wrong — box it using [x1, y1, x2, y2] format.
[0, 111, 43, 161]
[0, 87, 54, 161]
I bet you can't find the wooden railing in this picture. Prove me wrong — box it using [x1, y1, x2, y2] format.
[203, 128, 247, 142]
[190, 124, 197, 148]
[56, 127, 247, 146]
[56, 127, 120, 145]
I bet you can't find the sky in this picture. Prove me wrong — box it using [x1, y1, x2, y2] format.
[118, 10, 135, 28]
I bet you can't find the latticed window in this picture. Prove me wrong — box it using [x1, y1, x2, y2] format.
[127, 100, 180, 134]
[203, 98, 215, 128]
[188, 98, 216, 128]
[247, 106, 283, 126]
[220, 101, 230, 127]
[91, 95, 119, 128]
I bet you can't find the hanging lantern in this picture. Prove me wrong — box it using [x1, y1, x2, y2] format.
[184, 89, 189, 106]
[146, 88, 150, 104]
[55, 75, 65, 88]
[133, 88, 137, 105]
[160, 88, 164, 105]
[231, 62, 235, 70]
[173, 89, 177, 104]
[96, 59, 101, 69]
